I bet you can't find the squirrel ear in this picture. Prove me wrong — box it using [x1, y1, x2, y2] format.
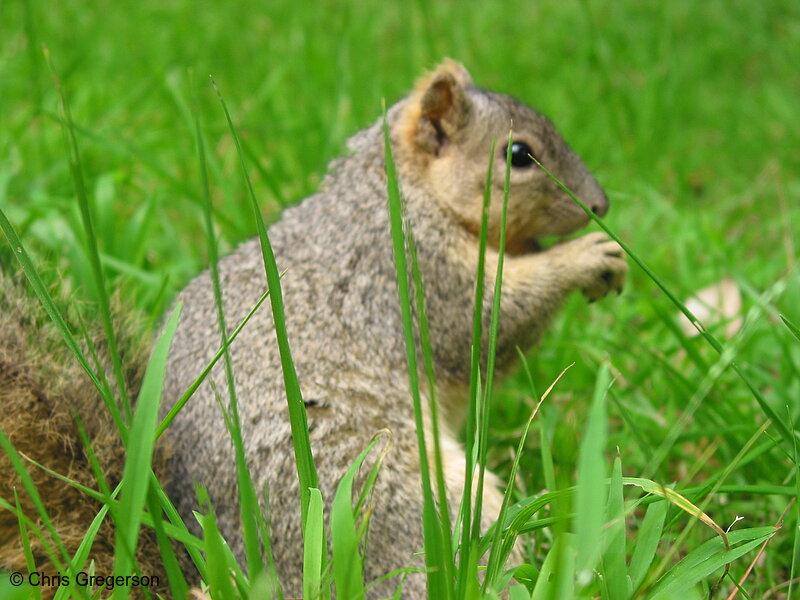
[405, 61, 473, 155]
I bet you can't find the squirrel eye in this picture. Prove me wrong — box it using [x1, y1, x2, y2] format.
[505, 141, 537, 168]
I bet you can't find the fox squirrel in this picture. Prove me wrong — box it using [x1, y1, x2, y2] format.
[1, 60, 626, 598]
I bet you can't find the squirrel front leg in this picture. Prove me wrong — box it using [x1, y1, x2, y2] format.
[542, 231, 627, 301]
[487, 232, 628, 364]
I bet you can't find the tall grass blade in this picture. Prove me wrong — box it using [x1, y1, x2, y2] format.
[407, 224, 455, 583]
[790, 424, 800, 600]
[195, 91, 271, 584]
[574, 362, 610, 583]
[145, 487, 189, 600]
[381, 105, 447, 598]
[484, 364, 571, 591]
[635, 419, 771, 594]
[44, 47, 133, 422]
[113, 303, 181, 600]
[330, 435, 386, 600]
[472, 130, 513, 553]
[603, 455, 628, 600]
[0, 429, 86, 598]
[458, 136, 496, 596]
[212, 78, 320, 528]
[54, 502, 130, 599]
[0, 576, 33, 600]
[198, 490, 240, 600]
[530, 534, 575, 600]
[14, 492, 41, 600]
[623, 478, 728, 542]
[510, 585, 533, 600]
[304, 488, 326, 600]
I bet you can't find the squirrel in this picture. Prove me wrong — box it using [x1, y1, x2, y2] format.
[162, 60, 626, 596]
[1, 60, 626, 598]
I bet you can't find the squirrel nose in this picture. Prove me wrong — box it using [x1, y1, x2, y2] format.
[589, 190, 609, 218]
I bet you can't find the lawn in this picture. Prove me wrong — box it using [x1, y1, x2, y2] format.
[1, 0, 799, 598]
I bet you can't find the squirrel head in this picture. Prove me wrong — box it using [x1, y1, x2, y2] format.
[397, 60, 609, 255]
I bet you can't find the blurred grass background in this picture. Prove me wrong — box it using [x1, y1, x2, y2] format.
[2, 0, 800, 594]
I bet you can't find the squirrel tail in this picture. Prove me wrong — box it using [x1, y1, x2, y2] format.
[0, 266, 168, 597]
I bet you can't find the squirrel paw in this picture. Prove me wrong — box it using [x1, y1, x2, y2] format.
[555, 232, 628, 301]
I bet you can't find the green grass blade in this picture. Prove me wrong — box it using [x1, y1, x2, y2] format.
[530, 534, 575, 600]
[113, 303, 181, 599]
[17, 451, 110, 506]
[632, 419, 771, 594]
[458, 136, 497, 595]
[253, 483, 283, 599]
[647, 528, 775, 598]
[212, 77, 320, 528]
[75, 312, 117, 415]
[537, 419, 557, 494]
[304, 488, 326, 600]
[485, 363, 571, 590]
[14, 492, 41, 600]
[198, 490, 240, 600]
[789, 421, 800, 600]
[510, 584, 532, 600]
[330, 431, 390, 598]
[623, 478, 727, 541]
[250, 569, 282, 600]
[407, 222, 455, 584]
[44, 48, 132, 422]
[481, 489, 573, 557]
[780, 314, 800, 342]
[73, 413, 114, 503]
[145, 486, 189, 600]
[353, 432, 392, 533]
[574, 362, 610, 583]
[155, 288, 270, 439]
[628, 498, 668, 590]
[0, 431, 89, 599]
[473, 131, 513, 557]
[602, 455, 628, 600]
[52, 502, 112, 600]
[330, 437, 385, 600]
[149, 475, 208, 581]
[0, 575, 33, 600]
[381, 104, 447, 598]
[195, 90, 267, 583]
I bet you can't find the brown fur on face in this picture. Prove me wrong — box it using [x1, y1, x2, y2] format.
[397, 61, 609, 255]
[0, 270, 167, 599]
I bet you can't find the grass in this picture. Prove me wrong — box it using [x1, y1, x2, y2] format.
[2, 0, 800, 598]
